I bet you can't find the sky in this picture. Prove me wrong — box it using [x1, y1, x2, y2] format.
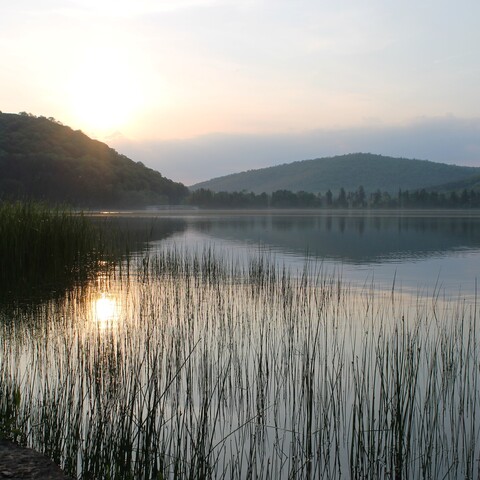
[1, 0, 480, 184]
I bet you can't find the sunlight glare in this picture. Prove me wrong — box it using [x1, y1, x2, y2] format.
[69, 49, 144, 134]
[93, 294, 119, 329]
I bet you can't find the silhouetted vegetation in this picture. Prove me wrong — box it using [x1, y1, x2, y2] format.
[2, 249, 479, 478]
[0, 201, 106, 301]
[0, 112, 189, 207]
[188, 186, 480, 209]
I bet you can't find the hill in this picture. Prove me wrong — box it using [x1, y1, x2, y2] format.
[191, 153, 480, 194]
[430, 173, 480, 193]
[0, 112, 188, 207]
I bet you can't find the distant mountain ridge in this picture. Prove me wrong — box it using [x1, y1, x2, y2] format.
[0, 112, 188, 207]
[191, 153, 480, 194]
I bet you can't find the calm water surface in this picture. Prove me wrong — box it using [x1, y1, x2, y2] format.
[141, 210, 480, 298]
[2, 209, 480, 479]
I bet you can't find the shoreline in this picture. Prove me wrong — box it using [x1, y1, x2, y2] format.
[83, 207, 480, 218]
[0, 439, 72, 479]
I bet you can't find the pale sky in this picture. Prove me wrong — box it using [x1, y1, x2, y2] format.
[1, 0, 480, 183]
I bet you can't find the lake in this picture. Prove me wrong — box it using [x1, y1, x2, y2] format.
[1, 209, 480, 479]
[127, 209, 480, 297]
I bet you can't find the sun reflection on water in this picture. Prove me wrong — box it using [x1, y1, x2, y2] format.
[92, 293, 119, 330]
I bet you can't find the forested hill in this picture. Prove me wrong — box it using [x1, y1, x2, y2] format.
[191, 153, 480, 194]
[431, 174, 480, 193]
[0, 112, 188, 207]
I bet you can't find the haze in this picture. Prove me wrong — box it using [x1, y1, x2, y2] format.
[1, 0, 479, 184]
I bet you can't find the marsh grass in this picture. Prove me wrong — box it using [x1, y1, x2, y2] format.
[0, 248, 479, 479]
[0, 201, 106, 301]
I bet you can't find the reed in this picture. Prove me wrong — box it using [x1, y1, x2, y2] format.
[0, 248, 479, 479]
[0, 201, 106, 299]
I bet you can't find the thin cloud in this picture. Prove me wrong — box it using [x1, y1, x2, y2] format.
[111, 116, 480, 185]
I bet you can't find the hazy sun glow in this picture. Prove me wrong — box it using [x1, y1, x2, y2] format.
[68, 49, 144, 135]
[2, 0, 480, 181]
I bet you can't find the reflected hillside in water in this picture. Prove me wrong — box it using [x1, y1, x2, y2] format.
[186, 213, 480, 264]
[90, 215, 188, 253]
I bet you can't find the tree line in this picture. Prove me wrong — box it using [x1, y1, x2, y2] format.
[188, 186, 480, 209]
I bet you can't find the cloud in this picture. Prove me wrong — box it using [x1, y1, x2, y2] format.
[109, 116, 480, 185]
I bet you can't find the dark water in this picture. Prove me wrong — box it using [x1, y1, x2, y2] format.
[137, 210, 480, 297]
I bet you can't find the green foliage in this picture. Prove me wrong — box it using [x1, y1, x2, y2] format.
[0, 113, 189, 207]
[192, 153, 480, 194]
[0, 201, 105, 299]
[187, 186, 480, 209]
[187, 188, 269, 208]
[0, 384, 24, 443]
[429, 173, 480, 192]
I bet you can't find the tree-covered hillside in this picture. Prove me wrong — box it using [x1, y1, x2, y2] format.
[0, 113, 188, 207]
[430, 174, 480, 193]
[191, 153, 480, 194]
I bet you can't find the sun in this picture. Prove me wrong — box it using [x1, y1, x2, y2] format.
[68, 49, 144, 134]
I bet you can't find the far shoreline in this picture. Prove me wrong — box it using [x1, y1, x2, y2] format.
[83, 207, 480, 218]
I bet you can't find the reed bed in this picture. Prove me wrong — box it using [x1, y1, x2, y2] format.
[0, 201, 105, 297]
[0, 248, 479, 479]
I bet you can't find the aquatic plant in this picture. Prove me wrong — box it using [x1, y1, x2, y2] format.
[0, 201, 105, 299]
[0, 249, 478, 479]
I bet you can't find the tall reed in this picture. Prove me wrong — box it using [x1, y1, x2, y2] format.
[0, 248, 478, 479]
[0, 201, 113, 304]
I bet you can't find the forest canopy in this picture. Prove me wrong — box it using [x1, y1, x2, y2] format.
[188, 186, 480, 209]
[191, 152, 480, 195]
[0, 112, 189, 207]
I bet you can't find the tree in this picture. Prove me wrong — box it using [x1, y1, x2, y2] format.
[337, 188, 347, 208]
[325, 190, 333, 207]
[356, 185, 366, 208]
[371, 189, 381, 207]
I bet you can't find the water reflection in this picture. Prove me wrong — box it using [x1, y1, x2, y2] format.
[149, 212, 480, 296]
[2, 245, 478, 479]
[92, 293, 120, 330]
[176, 213, 480, 264]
